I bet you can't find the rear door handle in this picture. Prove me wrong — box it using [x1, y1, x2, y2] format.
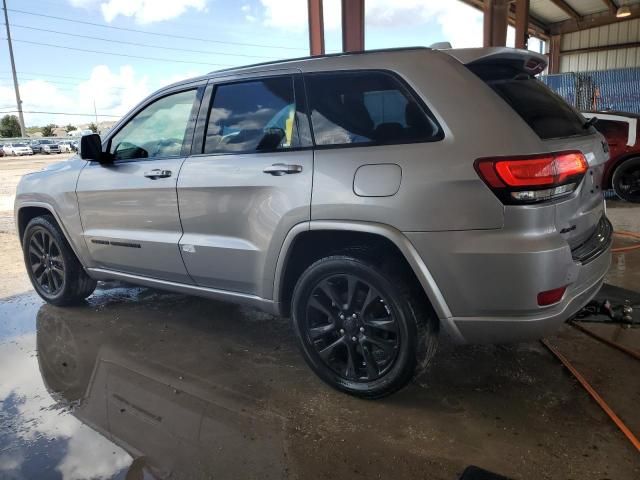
[144, 169, 172, 179]
[263, 163, 303, 176]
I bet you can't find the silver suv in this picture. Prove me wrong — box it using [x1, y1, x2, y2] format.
[15, 47, 612, 397]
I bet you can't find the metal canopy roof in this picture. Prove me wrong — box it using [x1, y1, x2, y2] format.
[532, 0, 640, 24]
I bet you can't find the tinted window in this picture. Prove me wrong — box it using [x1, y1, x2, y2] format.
[469, 64, 590, 140]
[110, 89, 197, 160]
[204, 77, 301, 154]
[305, 71, 441, 146]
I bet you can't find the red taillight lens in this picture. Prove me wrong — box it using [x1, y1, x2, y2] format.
[537, 286, 567, 306]
[475, 151, 588, 204]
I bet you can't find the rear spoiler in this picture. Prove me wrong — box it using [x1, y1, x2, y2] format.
[442, 47, 548, 75]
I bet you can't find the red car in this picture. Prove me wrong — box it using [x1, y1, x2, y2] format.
[583, 111, 640, 203]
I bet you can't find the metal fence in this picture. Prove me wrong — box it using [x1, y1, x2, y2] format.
[540, 67, 640, 113]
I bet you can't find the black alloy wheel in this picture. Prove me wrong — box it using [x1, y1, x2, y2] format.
[292, 255, 437, 398]
[28, 227, 66, 296]
[303, 273, 400, 382]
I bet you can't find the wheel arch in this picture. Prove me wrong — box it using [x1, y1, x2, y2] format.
[16, 203, 84, 266]
[273, 221, 452, 321]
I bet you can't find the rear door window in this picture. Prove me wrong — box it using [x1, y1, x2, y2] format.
[203, 76, 306, 154]
[469, 64, 591, 140]
[304, 71, 442, 146]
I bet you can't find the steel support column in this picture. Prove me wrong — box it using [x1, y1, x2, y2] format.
[549, 34, 561, 73]
[483, 0, 509, 47]
[308, 0, 325, 56]
[514, 0, 530, 49]
[341, 0, 364, 52]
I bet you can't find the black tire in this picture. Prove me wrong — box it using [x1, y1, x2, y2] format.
[612, 157, 640, 203]
[23, 215, 96, 306]
[291, 255, 437, 399]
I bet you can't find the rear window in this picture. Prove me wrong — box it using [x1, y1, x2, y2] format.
[305, 71, 442, 147]
[469, 64, 591, 140]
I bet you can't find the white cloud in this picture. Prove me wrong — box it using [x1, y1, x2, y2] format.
[255, 0, 483, 48]
[0, 65, 152, 128]
[99, 0, 207, 24]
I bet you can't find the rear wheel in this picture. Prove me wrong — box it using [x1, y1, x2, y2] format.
[612, 157, 640, 203]
[23, 215, 96, 306]
[291, 255, 437, 398]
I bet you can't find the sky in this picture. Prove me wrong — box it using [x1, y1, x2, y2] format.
[0, 0, 545, 128]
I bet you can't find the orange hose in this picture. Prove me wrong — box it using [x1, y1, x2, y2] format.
[541, 339, 640, 452]
[570, 321, 640, 362]
[612, 230, 640, 253]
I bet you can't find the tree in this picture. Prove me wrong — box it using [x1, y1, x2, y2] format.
[0, 115, 21, 138]
[64, 123, 75, 133]
[41, 124, 57, 137]
[88, 122, 98, 133]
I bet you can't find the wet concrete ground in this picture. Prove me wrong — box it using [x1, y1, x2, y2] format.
[1, 157, 639, 479]
[1, 282, 639, 479]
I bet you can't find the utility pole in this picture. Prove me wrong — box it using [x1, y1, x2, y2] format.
[93, 99, 98, 131]
[3, 0, 25, 137]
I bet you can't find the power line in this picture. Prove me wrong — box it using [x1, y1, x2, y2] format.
[0, 75, 128, 90]
[1, 109, 122, 117]
[10, 24, 278, 60]
[7, 8, 306, 51]
[7, 38, 237, 67]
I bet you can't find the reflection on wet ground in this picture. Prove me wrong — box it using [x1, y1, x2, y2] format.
[1, 283, 639, 479]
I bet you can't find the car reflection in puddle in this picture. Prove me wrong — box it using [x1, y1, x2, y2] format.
[37, 304, 288, 479]
[1, 285, 294, 479]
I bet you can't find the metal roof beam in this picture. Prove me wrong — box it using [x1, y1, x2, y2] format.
[548, 0, 582, 21]
[599, 0, 618, 15]
[550, 4, 640, 34]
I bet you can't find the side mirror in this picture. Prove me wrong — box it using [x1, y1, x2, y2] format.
[80, 134, 111, 163]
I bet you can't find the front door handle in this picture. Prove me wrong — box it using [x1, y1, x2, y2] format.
[144, 169, 172, 179]
[263, 163, 303, 176]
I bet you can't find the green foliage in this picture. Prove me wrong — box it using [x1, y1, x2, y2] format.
[65, 124, 75, 133]
[0, 115, 21, 137]
[88, 122, 98, 133]
[41, 124, 57, 137]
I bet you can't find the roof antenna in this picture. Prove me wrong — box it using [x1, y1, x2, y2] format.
[430, 41, 452, 49]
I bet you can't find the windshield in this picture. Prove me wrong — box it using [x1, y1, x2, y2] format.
[40, 140, 53, 144]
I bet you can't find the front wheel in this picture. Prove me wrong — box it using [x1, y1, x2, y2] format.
[23, 215, 97, 306]
[612, 157, 640, 203]
[291, 255, 437, 398]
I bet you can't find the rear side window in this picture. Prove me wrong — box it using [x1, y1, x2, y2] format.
[469, 64, 590, 140]
[204, 76, 305, 154]
[305, 71, 442, 146]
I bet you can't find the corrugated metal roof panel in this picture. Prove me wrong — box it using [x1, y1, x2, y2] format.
[530, 0, 571, 24]
[564, 0, 609, 16]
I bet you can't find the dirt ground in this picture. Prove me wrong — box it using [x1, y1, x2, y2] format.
[0, 155, 639, 479]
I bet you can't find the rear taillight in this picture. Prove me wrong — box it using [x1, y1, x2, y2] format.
[475, 151, 588, 204]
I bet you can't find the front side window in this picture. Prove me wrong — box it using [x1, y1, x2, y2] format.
[305, 71, 442, 146]
[204, 76, 300, 154]
[109, 89, 197, 161]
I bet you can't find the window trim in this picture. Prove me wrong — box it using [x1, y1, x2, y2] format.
[191, 73, 312, 158]
[102, 85, 204, 164]
[302, 68, 445, 151]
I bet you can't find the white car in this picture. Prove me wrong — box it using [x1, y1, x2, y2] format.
[4, 143, 33, 156]
[58, 141, 74, 153]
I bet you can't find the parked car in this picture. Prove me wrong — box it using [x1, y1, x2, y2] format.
[0, 145, 4, 157]
[4, 142, 33, 156]
[582, 111, 640, 203]
[31, 139, 61, 155]
[15, 47, 612, 398]
[58, 141, 74, 153]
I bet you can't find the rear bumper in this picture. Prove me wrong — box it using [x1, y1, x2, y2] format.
[405, 217, 612, 344]
[444, 247, 609, 343]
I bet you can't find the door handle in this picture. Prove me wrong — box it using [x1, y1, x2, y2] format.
[263, 163, 303, 176]
[144, 169, 172, 179]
